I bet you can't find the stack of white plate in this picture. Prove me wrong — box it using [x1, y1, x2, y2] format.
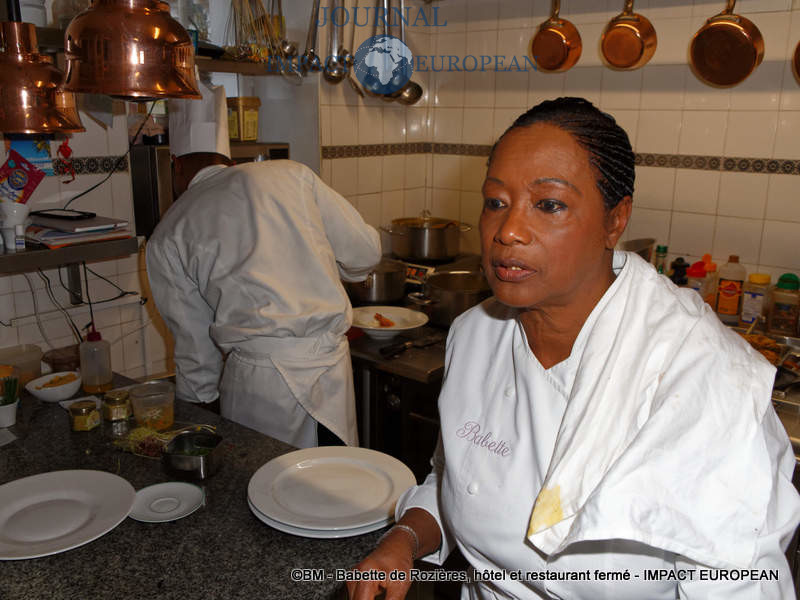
[247, 446, 416, 539]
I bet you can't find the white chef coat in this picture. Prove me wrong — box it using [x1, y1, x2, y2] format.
[146, 160, 381, 446]
[397, 251, 800, 599]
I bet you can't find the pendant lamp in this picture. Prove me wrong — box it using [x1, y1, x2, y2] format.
[0, 21, 85, 133]
[63, 0, 201, 101]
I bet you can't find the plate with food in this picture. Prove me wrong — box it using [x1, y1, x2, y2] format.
[25, 371, 82, 402]
[351, 306, 428, 340]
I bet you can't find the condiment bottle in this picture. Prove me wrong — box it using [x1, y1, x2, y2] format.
[654, 245, 668, 274]
[703, 255, 718, 306]
[668, 257, 688, 286]
[739, 273, 771, 329]
[686, 261, 707, 297]
[767, 273, 800, 337]
[715, 255, 746, 325]
[80, 329, 113, 394]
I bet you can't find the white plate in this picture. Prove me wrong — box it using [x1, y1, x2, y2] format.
[248, 446, 415, 531]
[0, 470, 135, 560]
[247, 498, 391, 539]
[129, 482, 204, 523]
[352, 306, 428, 340]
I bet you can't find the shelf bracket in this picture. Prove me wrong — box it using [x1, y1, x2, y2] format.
[65, 263, 83, 305]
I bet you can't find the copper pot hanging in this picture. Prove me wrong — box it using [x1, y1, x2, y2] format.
[792, 41, 800, 84]
[0, 21, 84, 134]
[601, 0, 657, 70]
[63, 0, 201, 101]
[529, 0, 582, 73]
[690, 0, 764, 87]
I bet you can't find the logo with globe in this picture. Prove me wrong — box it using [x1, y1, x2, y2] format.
[353, 34, 413, 96]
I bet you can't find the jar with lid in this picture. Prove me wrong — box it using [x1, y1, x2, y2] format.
[69, 400, 100, 431]
[80, 330, 113, 394]
[739, 273, 771, 328]
[715, 255, 746, 325]
[767, 273, 800, 337]
[102, 390, 130, 422]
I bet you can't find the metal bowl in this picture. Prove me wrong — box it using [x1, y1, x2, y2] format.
[162, 431, 223, 480]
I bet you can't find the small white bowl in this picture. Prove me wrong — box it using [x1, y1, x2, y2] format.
[25, 371, 82, 402]
[352, 306, 429, 340]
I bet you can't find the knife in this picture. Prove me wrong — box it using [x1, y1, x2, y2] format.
[380, 332, 446, 358]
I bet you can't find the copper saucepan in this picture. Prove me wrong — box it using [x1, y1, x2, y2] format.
[601, 0, 657, 70]
[529, 0, 582, 73]
[690, 0, 764, 87]
[793, 41, 800, 84]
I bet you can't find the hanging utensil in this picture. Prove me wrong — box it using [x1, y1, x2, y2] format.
[600, 0, 656, 70]
[689, 0, 763, 87]
[300, 0, 323, 73]
[275, 0, 298, 58]
[324, 0, 347, 84]
[341, 0, 365, 97]
[394, 0, 423, 105]
[793, 40, 800, 84]
[528, 0, 582, 73]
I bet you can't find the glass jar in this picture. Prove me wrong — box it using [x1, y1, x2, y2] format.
[102, 391, 130, 422]
[69, 400, 100, 431]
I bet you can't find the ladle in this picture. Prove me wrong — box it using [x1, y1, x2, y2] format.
[394, 0, 422, 105]
[300, 0, 323, 73]
[341, 0, 365, 97]
[323, 0, 347, 84]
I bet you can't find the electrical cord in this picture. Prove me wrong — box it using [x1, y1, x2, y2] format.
[62, 101, 158, 210]
[81, 262, 95, 332]
[57, 264, 138, 306]
[22, 272, 56, 349]
[36, 270, 82, 343]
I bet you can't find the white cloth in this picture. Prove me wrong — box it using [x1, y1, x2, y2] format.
[168, 75, 231, 158]
[146, 160, 381, 446]
[397, 251, 800, 599]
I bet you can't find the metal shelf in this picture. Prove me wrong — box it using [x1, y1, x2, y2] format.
[0, 237, 139, 275]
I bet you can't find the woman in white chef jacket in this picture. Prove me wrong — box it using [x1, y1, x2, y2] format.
[347, 97, 800, 600]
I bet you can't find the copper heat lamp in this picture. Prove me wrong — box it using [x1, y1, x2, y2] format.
[63, 0, 202, 101]
[0, 20, 84, 133]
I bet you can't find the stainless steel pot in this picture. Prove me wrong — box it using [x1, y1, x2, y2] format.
[344, 258, 407, 303]
[381, 211, 472, 261]
[407, 270, 491, 327]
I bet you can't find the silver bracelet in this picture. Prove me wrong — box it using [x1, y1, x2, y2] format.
[379, 524, 420, 559]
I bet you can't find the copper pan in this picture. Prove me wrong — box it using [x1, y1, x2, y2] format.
[793, 41, 800, 84]
[690, 0, 763, 87]
[529, 0, 582, 73]
[601, 0, 657, 70]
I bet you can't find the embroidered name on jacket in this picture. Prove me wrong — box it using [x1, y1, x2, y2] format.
[456, 421, 512, 457]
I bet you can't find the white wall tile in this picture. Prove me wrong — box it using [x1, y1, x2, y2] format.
[724, 111, 778, 157]
[528, 71, 565, 107]
[780, 11, 800, 110]
[650, 18, 693, 66]
[356, 192, 382, 228]
[405, 154, 427, 188]
[684, 66, 732, 110]
[320, 159, 333, 186]
[382, 155, 406, 192]
[673, 170, 720, 214]
[431, 188, 461, 220]
[669, 212, 716, 256]
[461, 155, 488, 193]
[498, 0, 534, 30]
[766, 174, 800, 222]
[496, 27, 530, 71]
[382, 106, 407, 144]
[462, 108, 494, 145]
[678, 111, 727, 156]
[757, 10, 792, 62]
[330, 106, 359, 145]
[432, 155, 462, 190]
[463, 70, 496, 108]
[712, 216, 763, 264]
[729, 62, 782, 111]
[466, 0, 498, 31]
[717, 172, 770, 219]
[609, 109, 639, 150]
[433, 107, 464, 142]
[460, 191, 483, 254]
[759, 220, 800, 269]
[406, 107, 430, 142]
[636, 110, 682, 154]
[404, 187, 427, 217]
[773, 111, 800, 158]
[357, 106, 384, 145]
[493, 107, 523, 140]
[433, 68, 466, 107]
[574, 22, 605, 68]
[358, 156, 383, 194]
[600, 69, 643, 110]
[563, 67, 603, 108]
[634, 166, 676, 210]
[626, 207, 671, 247]
[67, 111, 110, 156]
[494, 70, 530, 109]
[380, 190, 406, 226]
[646, 0, 694, 19]
[331, 157, 359, 196]
[640, 65, 686, 110]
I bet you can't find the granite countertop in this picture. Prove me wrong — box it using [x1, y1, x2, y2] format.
[0, 376, 383, 600]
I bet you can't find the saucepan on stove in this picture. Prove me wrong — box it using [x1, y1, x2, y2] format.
[407, 270, 492, 327]
[381, 210, 472, 262]
[344, 258, 407, 304]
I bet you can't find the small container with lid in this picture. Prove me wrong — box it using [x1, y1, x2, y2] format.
[703, 255, 718, 306]
[739, 273, 771, 328]
[716, 255, 747, 325]
[102, 389, 131, 422]
[768, 273, 800, 337]
[69, 400, 100, 431]
[654, 245, 668, 274]
[686, 261, 707, 296]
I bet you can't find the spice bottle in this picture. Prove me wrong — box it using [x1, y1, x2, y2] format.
[703, 255, 718, 306]
[80, 329, 113, 394]
[715, 255, 746, 325]
[654, 245, 668, 274]
[69, 400, 100, 431]
[686, 261, 707, 297]
[767, 274, 800, 337]
[739, 273, 771, 328]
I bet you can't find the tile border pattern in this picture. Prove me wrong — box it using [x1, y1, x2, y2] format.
[322, 144, 800, 175]
[51, 155, 129, 177]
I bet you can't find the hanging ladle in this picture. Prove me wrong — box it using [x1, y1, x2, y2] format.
[275, 0, 298, 58]
[323, 0, 347, 84]
[300, 0, 323, 73]
[394, 0, 422, 105]
[339, 0, 365, 97]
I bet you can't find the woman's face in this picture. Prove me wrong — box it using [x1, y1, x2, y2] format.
[480, 123, 628, 310]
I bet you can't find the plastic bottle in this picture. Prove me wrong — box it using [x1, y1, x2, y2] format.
[669, 257, 689, 286]
[703, 255, 718, 306]
[654, 245, 668, 274]
[767, 273, 800, 337]
[686, 261, 708, 297]
[715, 255, 746, 325]
[80, 329, 113, 394]
[739, 273, 771, 328]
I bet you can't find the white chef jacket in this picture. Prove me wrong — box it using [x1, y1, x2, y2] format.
[146, 160, 381, 446]
[397, 251, 800, 599]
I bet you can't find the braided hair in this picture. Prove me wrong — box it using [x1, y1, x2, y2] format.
[490, 97, 635, 211]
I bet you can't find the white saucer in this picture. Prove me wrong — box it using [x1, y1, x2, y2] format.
[129, 482, 204, 523]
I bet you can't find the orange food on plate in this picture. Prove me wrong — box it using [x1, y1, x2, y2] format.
[37, 372, 78, 389]
[374, 312, 395, 328]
